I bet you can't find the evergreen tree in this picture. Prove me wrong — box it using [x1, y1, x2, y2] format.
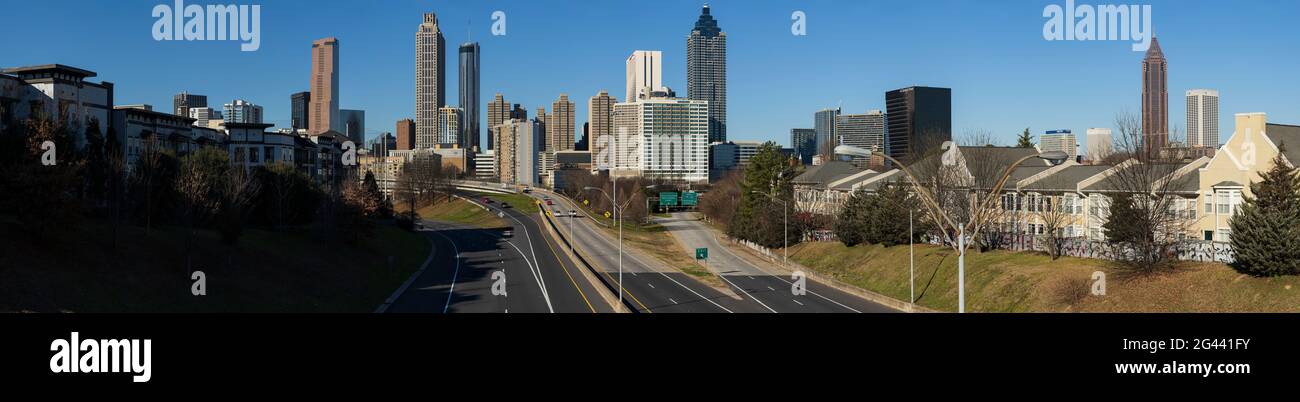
[730, 142, 798, 248]
[1015, 128, 1034, 148]
[835, 189, 870, 247]
[1230, 150, 1300, 276]
[1102, 193, 1148, 246]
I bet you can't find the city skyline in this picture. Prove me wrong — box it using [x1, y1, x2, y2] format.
[5, 1, 1299, 154]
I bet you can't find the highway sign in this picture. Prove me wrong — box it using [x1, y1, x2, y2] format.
[583, 199, 589, 206]
[604, 211, 611, 218]
[659, 191, 679, 206]
[682, 191, 699, 206]
[695, 248, 708, 260]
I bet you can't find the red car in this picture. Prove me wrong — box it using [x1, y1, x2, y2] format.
[482, 197, 492, 204]
[546, 200, 554, 206]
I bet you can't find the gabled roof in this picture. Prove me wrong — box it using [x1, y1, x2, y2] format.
[1266, 123, 1300, 165]
[1020, 164, 1113, 192]
[792, 160, 863, 186]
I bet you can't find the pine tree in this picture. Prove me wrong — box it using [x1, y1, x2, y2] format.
[731, 142, 797, 248]
[1230, 150, 1300, 276]
[835, 189, 870, 247]
[1015, 128, 1034, 148]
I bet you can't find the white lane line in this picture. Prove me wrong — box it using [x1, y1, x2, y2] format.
[793, 299, 804, 306]
[430, 231, 462, 314]
[498, 209, 555, 311]
[703, 223, 864, 313]
[647, 283, 656, 289]
[719, 275, 776, 313]
[504, 239, 554, 313]
[767, 286, 775, 291]
[657, 272, 733, 313]
[669, 298, 678, 305]
[748, 276, 755, 280]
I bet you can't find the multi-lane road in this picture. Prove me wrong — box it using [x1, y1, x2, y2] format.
[382, 187, 900, 313]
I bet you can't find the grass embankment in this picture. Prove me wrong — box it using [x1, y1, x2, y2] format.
[416, 198, 507, 229]
[579, 207, 723, 287]
[787, 242, 1300, 312]
[0, 218, 430, 313]
[470, 192, 541, 214]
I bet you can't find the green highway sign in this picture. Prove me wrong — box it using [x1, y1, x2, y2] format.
[695, 248, 708, 260]
[681, 191, 699, 206]
[659, 191, 679, 206]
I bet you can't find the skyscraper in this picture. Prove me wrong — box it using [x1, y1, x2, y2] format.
[494, 119, 540, 186]
[173, 91, 206, 118]
[1142, 37, 1168, 156]
[814, 108, 840, 158]
[588, 90, 616, 171]
[310, 37, 340, 134]
[1039, 130, 1078, 159]
[416, 12, 447, 150]
[548, 94, 576, 152]
[438, 107, 462, 145]
[223, 99, 263, 124]
[458, 42, 480, 151]
[791, 128, 816, 165]
[290, 91, 310, 131]
[1086, 128, 1113, 162]
[535, 106, 547, 150]
[613, 96, 710, 182]
[1186, 89, 1219, 148]
[885, 86, 951, 161]
[396, 119, 416, 150]
[341, 109, 365, 145]
[625, 50, 662, 103]
[486, 93, 509, 150]
[687, 4, 727, 144]
[835, 110, 885, 166]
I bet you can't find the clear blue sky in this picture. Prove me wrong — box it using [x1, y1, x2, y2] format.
[4, 0, 1298, 153]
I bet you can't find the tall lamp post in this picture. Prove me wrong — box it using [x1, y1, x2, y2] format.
[751, 191, 789, 269]
[834, 143, 1068, 313]
[583, 184, 655, 313]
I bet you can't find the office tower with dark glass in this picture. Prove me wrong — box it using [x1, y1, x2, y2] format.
[1142, 37, 1168, 155]
[173, 91, 206, 118]
[814, 108, 840, 158]
[687, 4, 727, 143]
[310, 37, 340, 134]
[416, 12, 447, 150]
[791, 128, 816, 165]
[459, 42, 480, 151]
[341, 109, 365, 145]
[885, 86, 951, 161]
[290, 91, 310, 130]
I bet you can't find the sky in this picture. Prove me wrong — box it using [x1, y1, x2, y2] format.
[3, 0, 1298, 154]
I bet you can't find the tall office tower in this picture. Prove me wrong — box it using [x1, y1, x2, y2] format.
[458, 42, 480, 151]
[791, 128, 817, 165]
[814, 108, 840, 157]
[1039, 129, 1078, 159]
[687, 4, 727, 143]
[223, 99, 263, 124]
[290, 91, 310, 130]
[396, 119, 416, 150]
[173, 91, 206, 117]
[535, 107, 547, 150]
[1186, 89, 1220, 148]
[416, 12, 447, 149]
[578, 122, 590, 151]
[438, 107, 462, 145]
[188, 107, 218, 127]
[511, 104, 528, 120]
[835, 110, 885, 165]
[885, 86, 951, 161]
[493, 119, 540, 186]
[341, 109, 365, 145]
[612, 96, 710, 182]
[589, 90, 617, 171]
[548, 94, 576, 152]
[310, 37, 340, 134]
[1086, 128, 1113, 162]
[1141, 37, 1168, 156]
[625, 50, 663, 103]
[486, 93, 509, 149]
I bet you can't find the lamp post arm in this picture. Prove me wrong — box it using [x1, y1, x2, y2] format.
[876, 153, 962, 248]
[964, 154, 1040, 237]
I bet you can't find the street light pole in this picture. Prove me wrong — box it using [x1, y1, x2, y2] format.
[910, 208, 914, 305]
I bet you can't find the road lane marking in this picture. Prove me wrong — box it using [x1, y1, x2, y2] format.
[767, 286, 775, 291]
[431, 231, 462, 314]
[647, 283, 655, 289]
[537, 215, 597, 313]
[719, 275, 776, 313]
[699, 221, 865, 313]
[669, 298, 678, 305]
[505, 239, 554, 313]
[500, 208, 553, 309]
[793, 299, 804, 306]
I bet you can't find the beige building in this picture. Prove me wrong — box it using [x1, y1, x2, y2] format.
[548, 94, 576, 152]
[494, 119, 540, 186]
[486, 93, 509, 149]
[588, 90, 616, 172]
[310, 37, 339, 134]
[1195, 113, 1300, 241]
[415, 12, 447, 149]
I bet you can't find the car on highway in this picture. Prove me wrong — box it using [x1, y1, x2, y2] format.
[502, 229, 513, 238]
[481, 197, 492, 204]
[546, 200, 554, 206]
[501, 202, 512, 209]
[570, 210, 578, 217]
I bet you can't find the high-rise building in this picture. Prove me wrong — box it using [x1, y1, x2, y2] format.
[791, 128, 816, 165]
[223, 99, 263, 124]
[368, 133, 397, 157]
[188, 107, 219, 128]
[1186, 89, 1220, 148]
[1039, 129, 1078, 159]
[290, 91, 310, 130]
[548, 94, 576, 152]
[612, 95, 709, 182]
[486, 94, 509, 150]
[438, 107, 462, 145]
[589, 90, 617, 171]
[416, 12, 447, 150]
[1086, 128, 1113, 162]
[173, 91, 206, 118]
[458, 42, 480, 151]
[474, 150, 496, 180]
[535, 106, 547, 150]
[341, 109, 365, 145]
[493, 119, 540, 186]
[310, 37, 340, 134]
[836, 110, 886, 165]
[687, 4, 727, 143]
[625, 50, 663, 103]
[511, 104, 528, 120]
[814, 108, 841, 157]
[396, 119, 416, 150]
[1142, 37, 1168, 156]
[885, 86, 951, 161]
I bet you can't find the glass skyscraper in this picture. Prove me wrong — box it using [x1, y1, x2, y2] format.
[687, 4, 727, 144]
[459, 42, 480, 151]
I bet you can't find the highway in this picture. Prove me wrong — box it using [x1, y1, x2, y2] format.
[532, 189, 766, 313]
[383, 197, 612, 313]
[657, 212, 899, 313]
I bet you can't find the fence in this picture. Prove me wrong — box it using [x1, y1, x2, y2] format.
[929, 232, 1236, 264]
